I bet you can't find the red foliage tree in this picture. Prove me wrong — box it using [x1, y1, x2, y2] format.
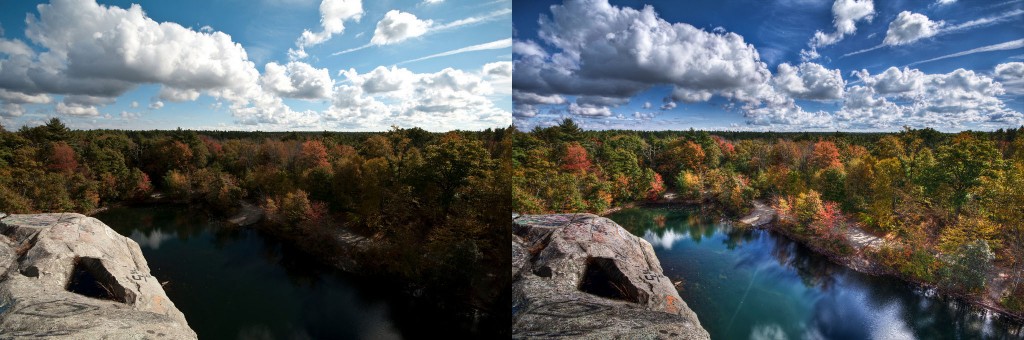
[47, 142, 78, 174]
[561, 142, 592, 173]
[810, 140, 842, 170]
[646, 173, 665, 201]
[712, 135, 735, 157]
[298, 140, 330, 169]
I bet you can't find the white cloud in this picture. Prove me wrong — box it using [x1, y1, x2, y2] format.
[400, 38, 511, 64]
[513, 0, 772, 110]
[642, 101, 652, 109]
[568, 102, 612, 117]
[935, 0, 956, 5]
[291, 0, 363, 59]
[1, 103, 26, 118]
[370, 10, 432, 45]
[56, 101, 99, 116]
[995, 62, 1024, 95]
[422, 0, 444, 4]
[0, 89, 51, 104]
[149, 101, 164, 110]
[883, 11, 943, 46]
[838, 67, 1020, 128]
[772, 62, 845, 100]
[130, 101, 139, 108]
[909, 38, 1024, 66]
[659, 101, 677, 110]
[334, 8, 510, 56]
[329, 64, 511, 130]
[260, 61, 333, 99]
[433, 8, 511, 32]
[803, 0, 874, 60]
[513, 39, 547, 59]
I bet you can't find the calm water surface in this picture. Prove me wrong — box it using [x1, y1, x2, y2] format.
[608, 206, 1024, 340]
[95, 205, 430, 339]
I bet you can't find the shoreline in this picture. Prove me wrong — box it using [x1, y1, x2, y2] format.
[735, 200, 1024, 324]
[598, 198, 1024, 324]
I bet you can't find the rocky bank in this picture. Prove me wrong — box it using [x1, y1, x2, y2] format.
[0, 213, 196, 339]
[512, 213, 709, 339]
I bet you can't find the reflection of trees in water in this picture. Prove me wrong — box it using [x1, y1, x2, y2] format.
[722, 226, 757, 250]
[767, 236, 840, 292]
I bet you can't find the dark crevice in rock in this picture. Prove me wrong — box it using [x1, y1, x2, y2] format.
[66, 257, 131, 303]
[579, 257, 640, 303]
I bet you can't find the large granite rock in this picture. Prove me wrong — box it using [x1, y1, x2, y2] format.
[0, 213, 197, 339]
[512, 214, 709, 339]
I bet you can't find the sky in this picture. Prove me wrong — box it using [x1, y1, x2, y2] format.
[512, 0, 1024, 132]
[0, 0, 512, 131]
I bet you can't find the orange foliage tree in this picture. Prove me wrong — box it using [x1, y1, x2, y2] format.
[561, 142, 591, 173]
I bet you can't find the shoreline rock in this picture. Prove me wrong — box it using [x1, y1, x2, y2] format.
[0, 213, 197, 339]
[512, 213, 709, 339]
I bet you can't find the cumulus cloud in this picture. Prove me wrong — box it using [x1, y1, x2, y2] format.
[803, 0, 874, 60]
[56, 101, 99, 116]
[883, 11, 943, 46]
[846, 10, 1023, 57]
[838, 67, 1021, 128]
[329, 64, 511, 129]
[0, 0, 290, 122]
[334, 8, 510, 56]
[935, 0, 956, 5]
[513, 0, 773, 118]
[659, 101, 677, 111]
[772, 62, 845, 100]
[809, 0, 875, 47]
[371, 10, 432, 45]
[568, 103, 612, 117]
[260, 61, 333, 99]
[995, 62, 1024, 95]
[291, 0, 363, 59]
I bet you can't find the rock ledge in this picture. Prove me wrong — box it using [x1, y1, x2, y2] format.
[0, 213, 196, 339]
[512, 213, 709, 339]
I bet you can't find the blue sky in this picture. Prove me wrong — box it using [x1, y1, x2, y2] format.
[0, 0, 512, 131]
[513, 0, 1024, 131]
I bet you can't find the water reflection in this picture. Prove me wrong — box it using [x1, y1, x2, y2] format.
[608, 206, 1024, 339]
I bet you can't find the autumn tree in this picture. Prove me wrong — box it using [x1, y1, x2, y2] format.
[936, 134, 1000, 218]
[809, 140, 842, 170]
[560, 142, 591, 173]
[46, 141, 78, 174]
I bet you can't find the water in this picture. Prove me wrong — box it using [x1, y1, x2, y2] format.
[608, 206, 1024, 340]
[94, 205, 420, 339]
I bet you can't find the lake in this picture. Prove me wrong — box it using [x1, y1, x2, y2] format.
[608, 206, 1024, 340]
[95, 205, 467, 339]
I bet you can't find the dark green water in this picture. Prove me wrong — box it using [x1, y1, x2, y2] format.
[608, 206, 1024, 340]
[93, 205, 433, 339]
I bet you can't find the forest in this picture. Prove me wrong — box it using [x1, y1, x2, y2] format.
[0, 118, 511, 328]
[513, 119, 1024, 315]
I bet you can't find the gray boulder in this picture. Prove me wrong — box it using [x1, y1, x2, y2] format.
[512, 214, 709, 339]
[0, 213, 197, 339]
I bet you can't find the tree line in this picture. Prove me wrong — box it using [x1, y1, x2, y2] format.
[513, 119, 1024, 314]
[0, 118, 511, 330]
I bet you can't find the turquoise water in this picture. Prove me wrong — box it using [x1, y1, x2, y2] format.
[608, 206, 1024, 340]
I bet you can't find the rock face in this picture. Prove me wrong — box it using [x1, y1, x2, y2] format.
[512, 214, 709, 339]
[0, 213, 197, 339]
